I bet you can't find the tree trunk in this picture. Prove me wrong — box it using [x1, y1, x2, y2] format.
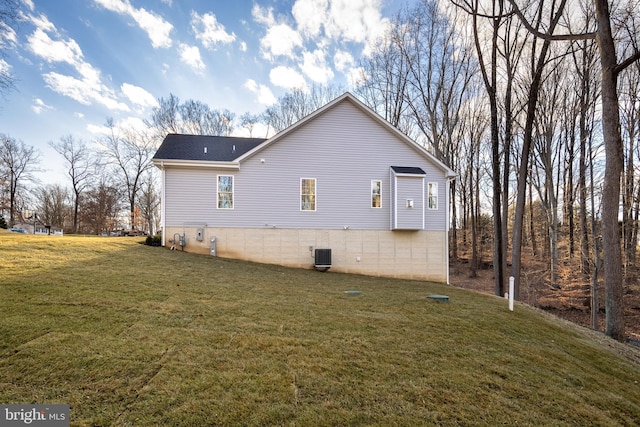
[595, 0, 625, 341]
[579, 88, 591, 275]
[470, 146, 478, 278]
[566, 127, 576, 258]
[590, 132, 601, 331]
[73, 189, 80, 234]
[529, 171, 537, 256]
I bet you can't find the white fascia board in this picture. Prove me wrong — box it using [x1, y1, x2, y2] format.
[152, 159, 240, 170]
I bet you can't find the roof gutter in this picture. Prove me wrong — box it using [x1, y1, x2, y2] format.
[151, 158, 241, 170]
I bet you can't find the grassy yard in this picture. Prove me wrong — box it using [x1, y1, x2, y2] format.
[0, 233, 639, 426]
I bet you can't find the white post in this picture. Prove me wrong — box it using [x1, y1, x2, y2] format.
[508, 276, 515, 311]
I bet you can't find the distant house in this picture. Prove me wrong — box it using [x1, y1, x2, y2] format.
[152, 93, 456, 283]
[12, 222, 63, 236]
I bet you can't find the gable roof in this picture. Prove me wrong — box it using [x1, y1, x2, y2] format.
[152, 134, 266, 166]
[237, 92, 456, 179]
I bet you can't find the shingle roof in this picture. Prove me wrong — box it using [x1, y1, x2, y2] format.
[153, 134, 267, 162]
[391, 166, 426, 175]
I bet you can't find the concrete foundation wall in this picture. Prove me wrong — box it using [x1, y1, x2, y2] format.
[164, 227, 448, 283]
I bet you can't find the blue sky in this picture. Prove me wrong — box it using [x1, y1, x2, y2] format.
[1, 0, 409, 184]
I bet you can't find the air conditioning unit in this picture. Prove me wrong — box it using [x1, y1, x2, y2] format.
[314, 248, 331, 271]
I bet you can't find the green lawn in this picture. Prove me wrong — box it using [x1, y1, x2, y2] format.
[1, 233, 639, 426]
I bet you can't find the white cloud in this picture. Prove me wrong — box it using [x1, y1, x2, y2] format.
[117, 116, 147, 132]
[87, 123, 109, 134]
[0, 21, 17, 48]
[240, 41, 247, 52]
[191, 11, 236, 50]
[346, 66, 365, 88]
[87, 116, 147, 135]
[252, 4, 302, 60]
[244, 79, 276, 106]
[121, 83, 158, 109]
[178, 43, 205, 72]
[269, 66, 307, 90]
[333, 50, 353, 72]
[93, 0, 173, 48]
[22, 0, 35, 11]
[43, 72, 130, 111]
[27, 27, 83, 64]
[0, 59, 10, 75]
[292, 0, 328, 38]
[300, 49, 334, 83]
[31, 98, 53, 114]
[261, 23, 303, 59]
[26, 16, 129, 112]
[252, 4, 275, 26]
[290, 0, 390, 56]
[326, 0, 389, 45]
[232, 122, 272, 139]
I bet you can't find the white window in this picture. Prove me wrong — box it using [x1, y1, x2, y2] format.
[428, 182, 438, 210]
[217, 175, 234, 209]
[371, 180, 381, 208]
[301, 178, 316, 211]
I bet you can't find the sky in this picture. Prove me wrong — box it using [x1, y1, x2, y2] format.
[0, 0, 410, 185]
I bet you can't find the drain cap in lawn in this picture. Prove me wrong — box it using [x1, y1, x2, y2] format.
[427, 294, 449, 302]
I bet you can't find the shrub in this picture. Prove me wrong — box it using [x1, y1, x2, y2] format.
[145, 235, 162, 247]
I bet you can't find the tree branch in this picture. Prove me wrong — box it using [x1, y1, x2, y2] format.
[506, 0, 597, 41]
[614, 50, 640, 76]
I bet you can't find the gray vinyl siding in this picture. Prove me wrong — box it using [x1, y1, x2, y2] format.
[164, 167, 217, 225]
[163, 100, 449, 231]
[392, 175, 424, 230]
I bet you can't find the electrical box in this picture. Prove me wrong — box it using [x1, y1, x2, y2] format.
[196, 228, 204, 241]
[210, 237, 217, 256]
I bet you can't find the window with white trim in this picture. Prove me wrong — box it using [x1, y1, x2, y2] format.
[217, 175, 234, 209]
[301, 178, 316, 211]
[371, 180, 381, 208]
[428, 182, 438, 210]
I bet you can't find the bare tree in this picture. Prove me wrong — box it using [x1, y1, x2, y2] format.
[34, 184, 70, 230]
[49, 135, 93, 233]
[146, 94, 236, 139]
[620, 58, 640, 272]
[354, 9, 412, 133]
[0, 134, 40, 227]
[531, 62, 567, 288]
[453, 0, 507, 296]
[508, 0, 640, 341]
[263, 85, 344, 133]
[568, 18, 600, 277]
[137, 170, 160, 235]
[146, 93, 181, 140]
[81, 175, 121, 235]
[98, 119, 155, 231]
[240, 112, 261, 137]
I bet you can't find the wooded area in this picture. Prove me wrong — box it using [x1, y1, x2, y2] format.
[2, 0, 640, 341]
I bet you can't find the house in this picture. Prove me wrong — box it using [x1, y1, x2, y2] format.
[11, 222, 63, 235]
[152, 93, 456, 283]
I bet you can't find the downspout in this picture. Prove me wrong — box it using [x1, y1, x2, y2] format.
[160, 161, 166, 247]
